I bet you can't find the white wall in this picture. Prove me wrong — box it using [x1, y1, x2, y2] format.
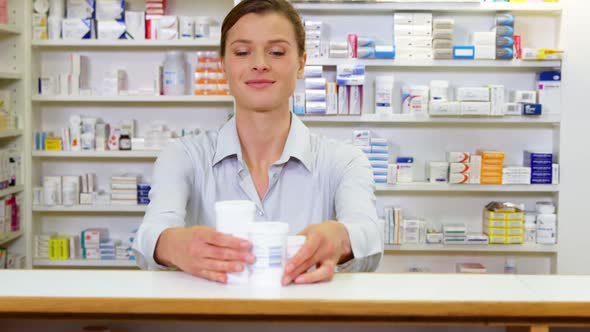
[556, 0, 590, 274]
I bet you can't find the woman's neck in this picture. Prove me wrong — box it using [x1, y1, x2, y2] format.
[235, 105, 292, 168]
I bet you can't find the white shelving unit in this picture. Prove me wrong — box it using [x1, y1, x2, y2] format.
[299, 114, 561, 126]
[32, 95, 234, 103]
[0, 71, 22, 80]
[306, 58, 561, 69]
[0, 0, 26, 266]
[291, 2, 562, 14]
[25, 0, 564, 273]
[384, 244, 558, 254]
[0, 232, 23, 247]
[32, 150, 160, 159]
[31, 38, 221, 48]
[0, 129, 23, 138]
[33, 259, 138, 268]
[375, 183, 559, 193]
[0, 24, 20, 35]
[33, 205, 147, 213]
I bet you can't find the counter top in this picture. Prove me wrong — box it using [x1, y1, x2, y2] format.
[0, 271, 589, 323]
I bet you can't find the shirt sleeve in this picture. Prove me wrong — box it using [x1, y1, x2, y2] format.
[132, 140, 195, 270]
[334, 148, 384, 272]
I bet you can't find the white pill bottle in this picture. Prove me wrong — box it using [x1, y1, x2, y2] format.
[249, 222, 289, 287]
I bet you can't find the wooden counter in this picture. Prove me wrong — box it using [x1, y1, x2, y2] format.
[1, 271, 589, 331]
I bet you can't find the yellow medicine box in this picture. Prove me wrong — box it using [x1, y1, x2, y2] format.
[45, 138, 63, 151]
[484, 227, 506, 236]
[489, 236, 507, 244]
[484, 218, 506, 228]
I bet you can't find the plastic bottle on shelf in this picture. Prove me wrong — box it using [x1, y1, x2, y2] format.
[163, 51, 187, 96]
[504, 257, 517, 274]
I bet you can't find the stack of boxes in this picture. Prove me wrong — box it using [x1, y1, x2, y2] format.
[478, 150, 505, 185]
[337, 64, 365, 115]
[401, 219, 422, 244]
[137, 183, 151, 205]
[146, 0, 165, 19]
[111, 174, 139, 205]
[483, 202, 524, 244]
[48, 236, 71, 260]
[353, 130, 390, 184]
[34, 234, 54, 259]
[116, 231, 136, 261]
[62, 0, 95, 40]
[304, 20, 324, 59]
[495, 13, 515, 60]
[447, 152, 470, 184]
[473, 32, 496, 60]
[432, 18, 454, 59]
[384, 206, 402, 245]
[81, 228, 109, 260]
[511, 90, 542, 116]
[443, 224, 467, 244]
[457, 86, 491, 116]
[524, 151, 553, 184]
[96, 0, 127, 40]
[32, 3, 49, 41]
[394, 12, 433, 60]
[303, 66, 327, 115]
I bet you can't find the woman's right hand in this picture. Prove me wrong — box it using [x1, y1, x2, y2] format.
[154, 226, 256, 283]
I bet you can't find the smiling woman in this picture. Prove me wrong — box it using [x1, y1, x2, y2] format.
[133, 0, 384, 286]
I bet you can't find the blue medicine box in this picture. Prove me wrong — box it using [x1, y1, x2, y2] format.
[453, 46, 475, 59]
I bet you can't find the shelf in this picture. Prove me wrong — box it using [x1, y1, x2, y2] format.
[0, 24, 19, 35]
[376, 183, 559, 193]
[306, 58, 561, 69]
[33, 205, 148, 213]
[33, 259, 138, 268]
[33, 150, 160, 159]
[0, 232, 23, 246]
[384, 243, 558, 254]
[0, 129, 23, 138]
[32, 95, 234, 103]
[299, 114, 561, 126]
[0, 71, 22, 80]
[0, 185, 24, 198]
[31, 38, 220, 48]
[293, 2, 561, 14]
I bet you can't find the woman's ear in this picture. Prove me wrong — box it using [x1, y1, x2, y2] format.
[296, 52, 307, 80]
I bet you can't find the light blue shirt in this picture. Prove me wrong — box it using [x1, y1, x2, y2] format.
[133, 114, 383, 272]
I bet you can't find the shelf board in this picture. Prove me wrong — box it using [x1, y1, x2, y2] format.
[0, 232, 23, 246]
[0, 185, 24, 198]
[31, 38, 220, 48]
[33, 150, 160, 159]
[299, 114, 561, 126]
[33, 205, 148, 212]
[384, 243, 558, 254]
[33, 259, 138, 268]
[0, 129, 24, 138]
[0, 71, 22, 80]
[0, 24, 19, 35]
[293, 2, 561, 14]
[32, 95, 234, 103]
[376, 183, 559, 193]
[306, 58, 561, 69]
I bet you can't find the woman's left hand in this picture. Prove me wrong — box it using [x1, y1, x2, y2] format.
[282, 221, 353, 285]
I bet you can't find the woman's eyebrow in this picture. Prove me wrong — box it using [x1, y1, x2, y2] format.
[230, 39, 291, 46]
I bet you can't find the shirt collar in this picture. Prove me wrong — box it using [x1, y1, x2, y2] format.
[212, 114, 313, 172]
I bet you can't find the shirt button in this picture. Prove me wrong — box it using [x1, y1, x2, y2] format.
[258, 210, 264, 216]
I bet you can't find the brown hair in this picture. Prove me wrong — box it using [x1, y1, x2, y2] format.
[220, 0, 306, 57]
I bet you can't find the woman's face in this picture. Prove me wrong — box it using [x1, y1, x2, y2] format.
[222, 12, 305, 113]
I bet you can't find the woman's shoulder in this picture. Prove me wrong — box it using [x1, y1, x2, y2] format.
[159, 129, 219, 164]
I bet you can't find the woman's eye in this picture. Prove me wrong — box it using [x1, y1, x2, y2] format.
[270, 50, 285, 56]
[235, 50, 249, 56]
